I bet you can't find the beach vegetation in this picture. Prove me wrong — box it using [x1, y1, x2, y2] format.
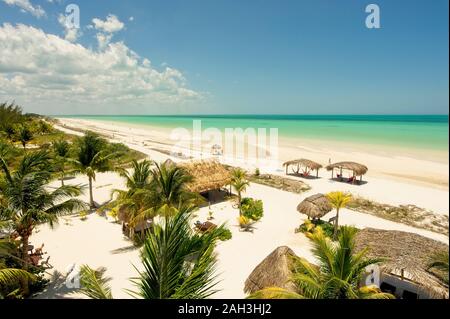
[248, 226, 394, 299]
[427, 250, 449, 284]
[241, 197, 264, 221]
[231, 168, 249, 216]
[79, 265, 113, 299]
[0, 150, 86, 295]
[16, 125, 33, 150]
[297, 219, 335, 238]
[79, 206, 225, 299]
[326, 191, 352, 239]
[73, 131, 120, 209]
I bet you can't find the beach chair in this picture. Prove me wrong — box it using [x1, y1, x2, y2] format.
[194, 221, 217, 232]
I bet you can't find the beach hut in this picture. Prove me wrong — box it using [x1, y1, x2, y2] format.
[211, 144, 223, 156]
[283, 159, 322, 178]
[355, 228, 449, 299]
[326, 161, 368, 184]
[296, 193, 332, 221]
[244, 246, 298, 295]
[179, 159, 231, 199]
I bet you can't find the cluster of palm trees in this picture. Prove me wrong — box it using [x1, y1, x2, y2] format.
[79, 160, 230, 299]
[0, 131, 124, 297]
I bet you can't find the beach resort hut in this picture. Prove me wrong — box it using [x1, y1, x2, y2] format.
[211, 144, 223, 156]
[283, 159, 322, 178]
[244, 246, 298, 295]
[118, 207, 153, 238]
[179, 159, 231, 200]
[326, 161, 368, 184]
[297, 193, 332, 221]
[355, 228, 449, 299]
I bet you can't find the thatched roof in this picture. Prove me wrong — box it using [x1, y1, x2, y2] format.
[179, 159, 231, 193]
[355, 228, 449, 298]
[283, 159, 322, 171]
[244, 246, 297, 294]
[326, 161, 368, 175]
[297, 193, 332, 219]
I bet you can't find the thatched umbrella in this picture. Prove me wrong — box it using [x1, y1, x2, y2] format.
[283, 159, 323, 177]
[244, 246, 298, 295]
[355, 228, 449, 299]
[179, 159, 231, 194]
[297, 193, 332, 220]
[326, 161, 368, 183]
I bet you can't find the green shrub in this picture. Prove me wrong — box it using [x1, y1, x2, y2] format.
[241, 197, 264, 221]
[297, 219, 335, 238]
[218, 228, 232, 241]
[254, 168, 260, 176]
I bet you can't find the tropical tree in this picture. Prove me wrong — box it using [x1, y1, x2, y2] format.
[326, 191, 352, 239]
[106, 160, 156, 235]
[74, 132, 117, 208]
[248, 226, 394, 299]
[52, 139, 71, 186]
[427, 250, 449, 284]
[231, 168, 249, 216]
[119, 159, 153, 191]
[79, 265, 113, 299]
[17, 125, 33, 150]
[145, 161, 197, 215]
[0, 150, 86, 294]
[79, 206, 227, 299]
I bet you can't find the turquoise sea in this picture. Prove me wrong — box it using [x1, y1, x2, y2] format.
[60, 115, 449, 151]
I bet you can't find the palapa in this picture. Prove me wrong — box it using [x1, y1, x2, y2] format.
[297, 193, 332, 219]
[179, 159, 231, 193]
[244, 246, 298, 294]
[355, 228, 449, 299]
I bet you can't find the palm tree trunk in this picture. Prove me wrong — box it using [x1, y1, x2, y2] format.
[333, 207, 340, 239]
[20, 233, 30, 296]
[61, 171, 65, 186]
[238, 192, 242, 216]
[88, 175, 94, 208]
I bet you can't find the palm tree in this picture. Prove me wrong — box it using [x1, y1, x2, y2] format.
[0, 150, 86, 294]
[231, 168, 249, 215]
[79, 265, 113, 299]
[52, 139, 71, 186]
[427, 251, 449, 284]
[119, 159, 153, 191]
[78, 206, 227, 299]
[17, 125, 33, 150]
[326, 191, 352, 239]
[106, 160, 156, 235]
[74, 132, 117, 208]
[145, 161, 197, 215]
[248, 226, 394, 299]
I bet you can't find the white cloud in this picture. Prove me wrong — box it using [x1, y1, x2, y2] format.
[92, 14, 124, 33]
[57, 14, 80, 42]
[2, 0, 45, 18]
[129, 16, 134, 22]
[96, 32, 112, 50]
[0, 23, 201, 111]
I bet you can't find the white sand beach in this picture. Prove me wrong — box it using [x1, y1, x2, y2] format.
[31, 118, 449, 299]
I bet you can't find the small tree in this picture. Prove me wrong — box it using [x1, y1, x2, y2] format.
[53, 139, 71, 186]
[231, 168, 249, 216]
[326, 191, 352, 239]
[17, 125, 33, 150]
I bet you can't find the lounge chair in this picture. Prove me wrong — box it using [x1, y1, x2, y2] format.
[348, 176, 355, 183]
[194, 221, 217, 232]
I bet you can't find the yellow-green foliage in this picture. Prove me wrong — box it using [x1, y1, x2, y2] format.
[79, 211, 88, 221]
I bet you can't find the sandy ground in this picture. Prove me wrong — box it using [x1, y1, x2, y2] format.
[29, 118, 449, 299]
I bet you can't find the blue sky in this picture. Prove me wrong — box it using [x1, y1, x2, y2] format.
[0, 0, 448, 115]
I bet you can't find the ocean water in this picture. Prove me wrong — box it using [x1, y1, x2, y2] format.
[60, 115, 449, 151]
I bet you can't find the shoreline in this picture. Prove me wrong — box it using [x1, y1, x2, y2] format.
[55, 117, 449, 190]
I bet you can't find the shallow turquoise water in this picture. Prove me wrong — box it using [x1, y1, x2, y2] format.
[59, 115, 449, 151]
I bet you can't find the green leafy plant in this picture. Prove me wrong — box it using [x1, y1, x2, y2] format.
[241, 197, 264, 221]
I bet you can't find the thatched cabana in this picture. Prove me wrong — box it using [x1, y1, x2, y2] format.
[326, 161, 368, 184]
[244, 246, 298, 295]
[297, 193, 332, 220]
[283, 159, 322, 178]
[179, 159, 231, 194]
[355, 228, 449, 299]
